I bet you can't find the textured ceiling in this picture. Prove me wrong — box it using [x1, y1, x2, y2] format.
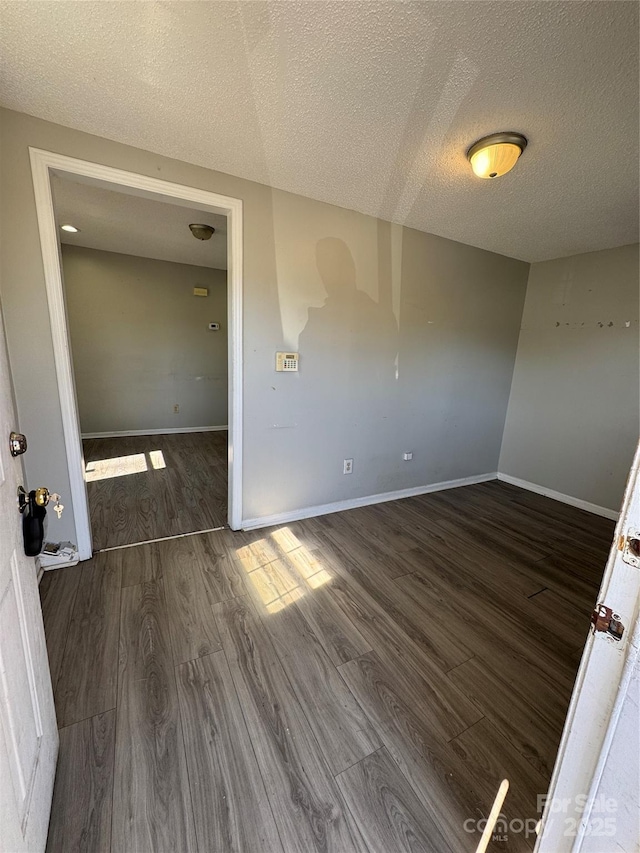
[52, 176, 228, 269]
[1, 1, 638, 262]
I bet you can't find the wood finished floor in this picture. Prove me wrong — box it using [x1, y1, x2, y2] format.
[39, 481, 614, 852]
[83, 431, 228, 550]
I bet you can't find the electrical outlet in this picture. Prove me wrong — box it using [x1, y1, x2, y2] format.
[343, 458, 353, 474]
[403, 452, 413, 461]
[173, 404, 180, 414]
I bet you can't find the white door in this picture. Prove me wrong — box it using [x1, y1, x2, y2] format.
[537, 440, 640, 852]
[0, 303, 58, 852]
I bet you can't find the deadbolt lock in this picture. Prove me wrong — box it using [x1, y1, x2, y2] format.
[9, 431, 27, 457]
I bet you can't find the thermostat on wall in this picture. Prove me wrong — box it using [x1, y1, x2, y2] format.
[276, 352, 299, 372]
[193, 287, 209, 297]
[208, 323, 220, 331]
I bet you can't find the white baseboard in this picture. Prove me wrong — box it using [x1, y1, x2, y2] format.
[40, 558, 80, 570]
[241, 472, 498, 530]
[82, 425, 228, 439]
[497, 473, 620, 520]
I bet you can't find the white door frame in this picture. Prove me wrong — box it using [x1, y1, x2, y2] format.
[29, 147, 243, 560]
[536, 439, 640, 852]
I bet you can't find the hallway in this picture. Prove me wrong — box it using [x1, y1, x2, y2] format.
[83, 430, 227, 549]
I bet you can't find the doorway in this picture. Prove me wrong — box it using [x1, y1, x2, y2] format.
[57, 176, 230, 548]
[30, 148, 243, 560]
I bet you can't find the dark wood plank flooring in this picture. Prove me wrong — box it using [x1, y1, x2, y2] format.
[39, 481, 614, 852]
[45, 709, 115, 853]
[114, 579, 197, 851]
[83, 431, 227, 549]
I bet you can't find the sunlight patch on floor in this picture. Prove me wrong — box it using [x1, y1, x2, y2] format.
[235, 527, 332, 614]
[148, 450, 166, 470]
[277, 534, 332, 590]
[85, 449, 168, 481]
[85, 453, 148, 481]
[266, 583, 305, 615]
[269, 526, 304, 554]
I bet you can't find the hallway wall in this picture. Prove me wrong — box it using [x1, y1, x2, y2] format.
[63, 245, 228, 435]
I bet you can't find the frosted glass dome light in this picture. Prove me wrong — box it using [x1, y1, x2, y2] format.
[467, 132, 527, 179]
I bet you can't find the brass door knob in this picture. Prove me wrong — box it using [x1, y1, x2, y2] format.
[34, 487, 50, 507]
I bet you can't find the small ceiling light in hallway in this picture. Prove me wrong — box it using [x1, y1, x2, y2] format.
[189, 223, 216, 240]
[60, 223, 80, 232]
[467, 132, 527, 179]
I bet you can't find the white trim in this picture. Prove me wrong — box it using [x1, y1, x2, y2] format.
[29, 148, 244, 559]
[574, 618, 640, 850]
[536, 440, 640, 852]
[82, 426, 228, 439]
[40, 558, 80, 571]
[241, 472, 498, 530]
[30, 151, 93, 559]
[496, 472, 620, 520]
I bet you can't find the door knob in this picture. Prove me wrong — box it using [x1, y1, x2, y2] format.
[17, 486, 64, 557]
[18, 486, 63, 513]
[18, 486, 48, 512]
[17, 487, 47, 557]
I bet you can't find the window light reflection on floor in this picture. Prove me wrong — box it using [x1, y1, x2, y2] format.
[235, 527, 332, 614]
[265, 584, 305, 615]
[267, 526, 302, 554]
[270, 528, 332, 590]
[85, 450, 167, 481]
[85, 453, 148, 482]
[234, 550, 305, 614]
[149, 450, 166, 470]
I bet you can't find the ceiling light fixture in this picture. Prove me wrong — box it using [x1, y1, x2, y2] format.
[60, 224, 80, 233]
[467, 132, 527, 179]
[189, 223, 215, 241]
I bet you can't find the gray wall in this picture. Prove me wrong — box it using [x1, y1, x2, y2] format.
[500, 244, 640, 512]
[62, 245, 228, 434]
[0, 107, 528, 542]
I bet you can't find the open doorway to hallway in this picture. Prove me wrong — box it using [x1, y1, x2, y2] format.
[52, 175, 229, 550]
